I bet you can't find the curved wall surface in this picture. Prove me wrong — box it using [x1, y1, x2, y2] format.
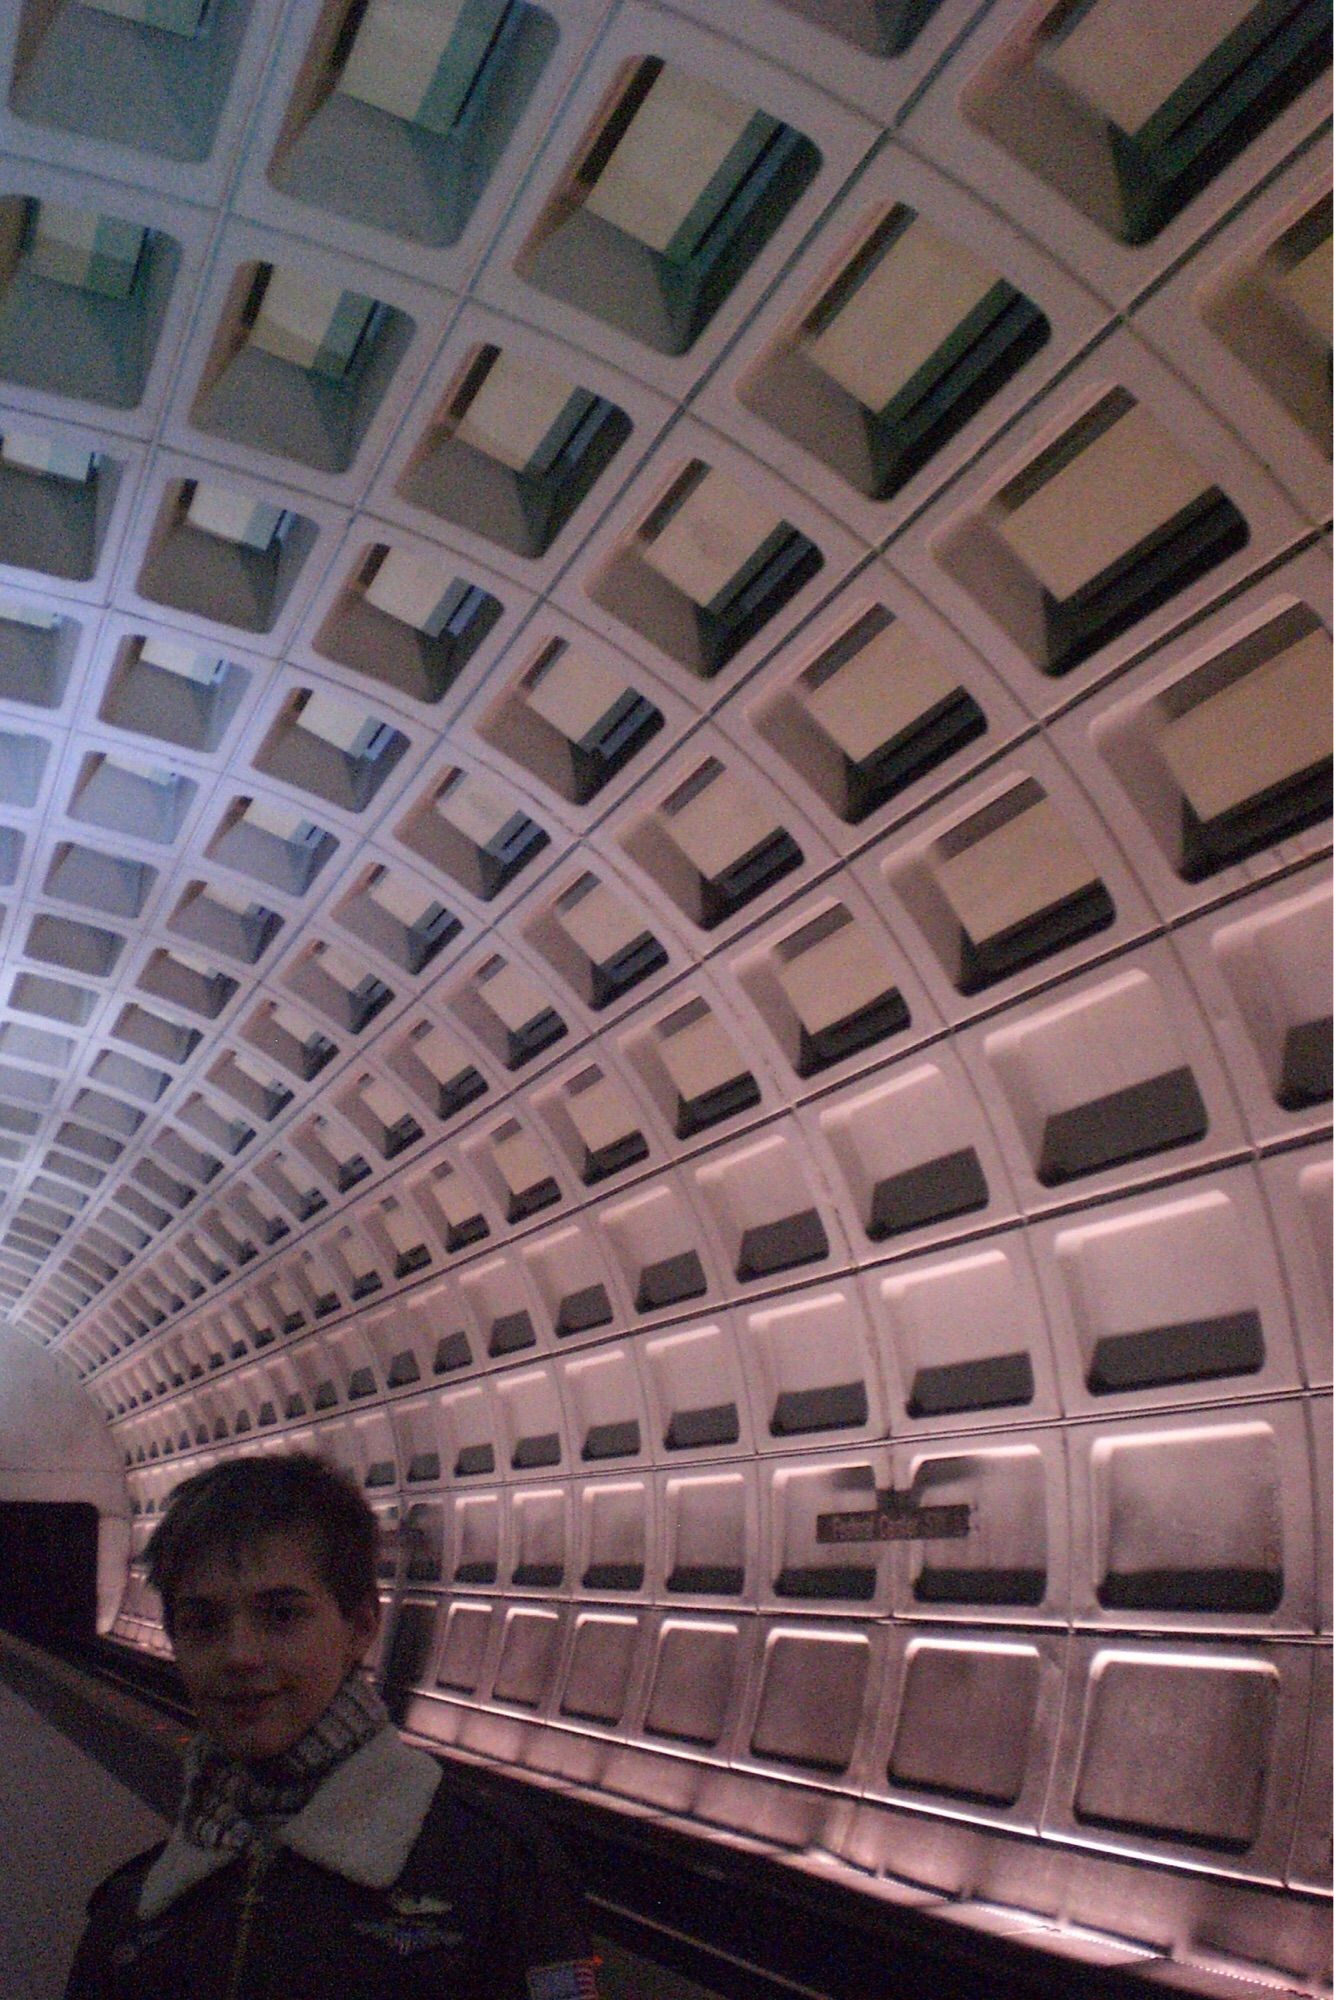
[0, 1323, 130, 1630]
[0, 0, 1327, 1988]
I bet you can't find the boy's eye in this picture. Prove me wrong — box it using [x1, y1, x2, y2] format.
[174, 1599, 309, 1638]
[263, 1602, 305, 1628]
[176, 1609, 222, 1640]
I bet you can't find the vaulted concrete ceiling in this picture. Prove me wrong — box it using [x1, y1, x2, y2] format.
[0, 0, 1328, 1989]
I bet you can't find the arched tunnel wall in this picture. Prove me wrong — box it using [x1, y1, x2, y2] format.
[0, 1324, 130, 1635]
[0, 0, 1327, 1990]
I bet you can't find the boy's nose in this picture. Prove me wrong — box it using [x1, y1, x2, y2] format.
[218, 1615, 267, 1667]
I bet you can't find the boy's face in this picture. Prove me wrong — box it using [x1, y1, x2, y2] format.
[169, 1528, 380, 1763]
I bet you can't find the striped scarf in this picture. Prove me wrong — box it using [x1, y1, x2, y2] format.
[180, 1670, 391, 1853]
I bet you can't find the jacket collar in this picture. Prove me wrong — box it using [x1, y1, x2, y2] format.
[138, 1726, 443, 1921]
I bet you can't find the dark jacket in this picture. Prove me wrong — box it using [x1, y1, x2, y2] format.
[63, 1728, 599, 2000]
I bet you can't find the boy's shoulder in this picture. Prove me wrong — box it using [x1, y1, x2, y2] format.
[399, 1769, 594, 1981]
[86, 1839, 169, 1917]
[408, 1765, 557, 1866]
[402, 1768, 584, 1921]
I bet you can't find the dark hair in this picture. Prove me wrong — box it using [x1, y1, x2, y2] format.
[142, 1453, 379, 1636]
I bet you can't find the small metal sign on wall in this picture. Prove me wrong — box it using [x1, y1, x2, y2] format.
[816, 1487, 971, 1544]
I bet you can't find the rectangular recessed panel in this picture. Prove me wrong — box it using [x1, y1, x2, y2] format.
[584, 68, 759, 255]
[439, 775, 526, 847]
[0, 829, 24, 888]
[436, 1601, 492, 1693]
[440, 1070, 489, 1121]
[28, 203, 146, 299]
[440, 1209, 487, 1253]
[0, 1062, 55, 1107]
[138, 634, 226, 686]
[363, 550, 463, 641]
[882, 1233, 1038, 1429]
[0, 432, 95, 482]
[361, 1073, 419, 1133]
[1277, 218, 1333, 339]
[0, 733, 48, 810]
[91, 1050, 167, 1102]
[475, 959, 551, 1042]
[1088, 1310, 1265, 1393]
[340, 0, 511, 133]
[187, 484, 284, 550]
[488, 1309, 535, 1355]
[511, 1431, 561, 1469]
[771, 1383, 868, 1435]
[26, 915, 123, 976]
[666, 773, 774, 900]
[383, 1600, 436, 1682]
[455, 350, 581, 471]
[645, 1622, 739, 1745]
[555, 1284, 612, 1336]
[581, 1482, 646, 1594]
[511, 1491, 566, 1591]
[250, 269, 380, 381]
[413, 1021, 479, 1090]
[668, 1464, 752, 1584]
[676, 1073, 760, 1139]
[1040, 0, 1257, 136]
[1159, 629, 1330, 826]
[636, 1249, 707, 1312]
[959, 880, 1115, 994]
[808, 212, 997, 411]
[908, 1353, 1035, 1417]
[583, 1420, 641, 1460]
[642, 469, 787, 611]
[296, 691, 398, 763]
[559, 876, 649, 966]
[1095, 1426, 1283, 1613]
[492, 1609, 561, 1708]
[380, 1201, 432, 1262]
[664, 1403, 740, 1451]
[526, 649, 628, 749]
[115, 1006, 200, 1066]
[565, 1073, 642, 1175]
[913, 1450, 1047, 1606]
[889, 1643, 1041, 1804]
[736, 1208, 829, 1281]
[776, 1561, 876, 1600]
[1075, 1654, 1279, 1851]
[579, 1561, 643, 1593]
[779, 913, 901, 1045]
[387, 1349, 423, 1387]
[937, 795, 1102, 951]
[505, 1176, 559, 1223]
[454, 1442, 494, 1476]
[453, 1496, 499, 1587]
[659, 1007, 755, 1135]
[667, 1563, 744, 1594]
[997, 403, 1214, 602]
[868, 1148, 989, 1240]
[1279, 1017, 1332, 1109]
[561, 1615, 639, 1722]
[1175, 690, 1331, 882]
[798, 992, 910, 1076]
[751, 1631, 868, 1772]
[1039, 1067, 1208, 1185]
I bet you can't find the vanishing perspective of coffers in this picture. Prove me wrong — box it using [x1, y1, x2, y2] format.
[0, 0, 1329, 1987]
